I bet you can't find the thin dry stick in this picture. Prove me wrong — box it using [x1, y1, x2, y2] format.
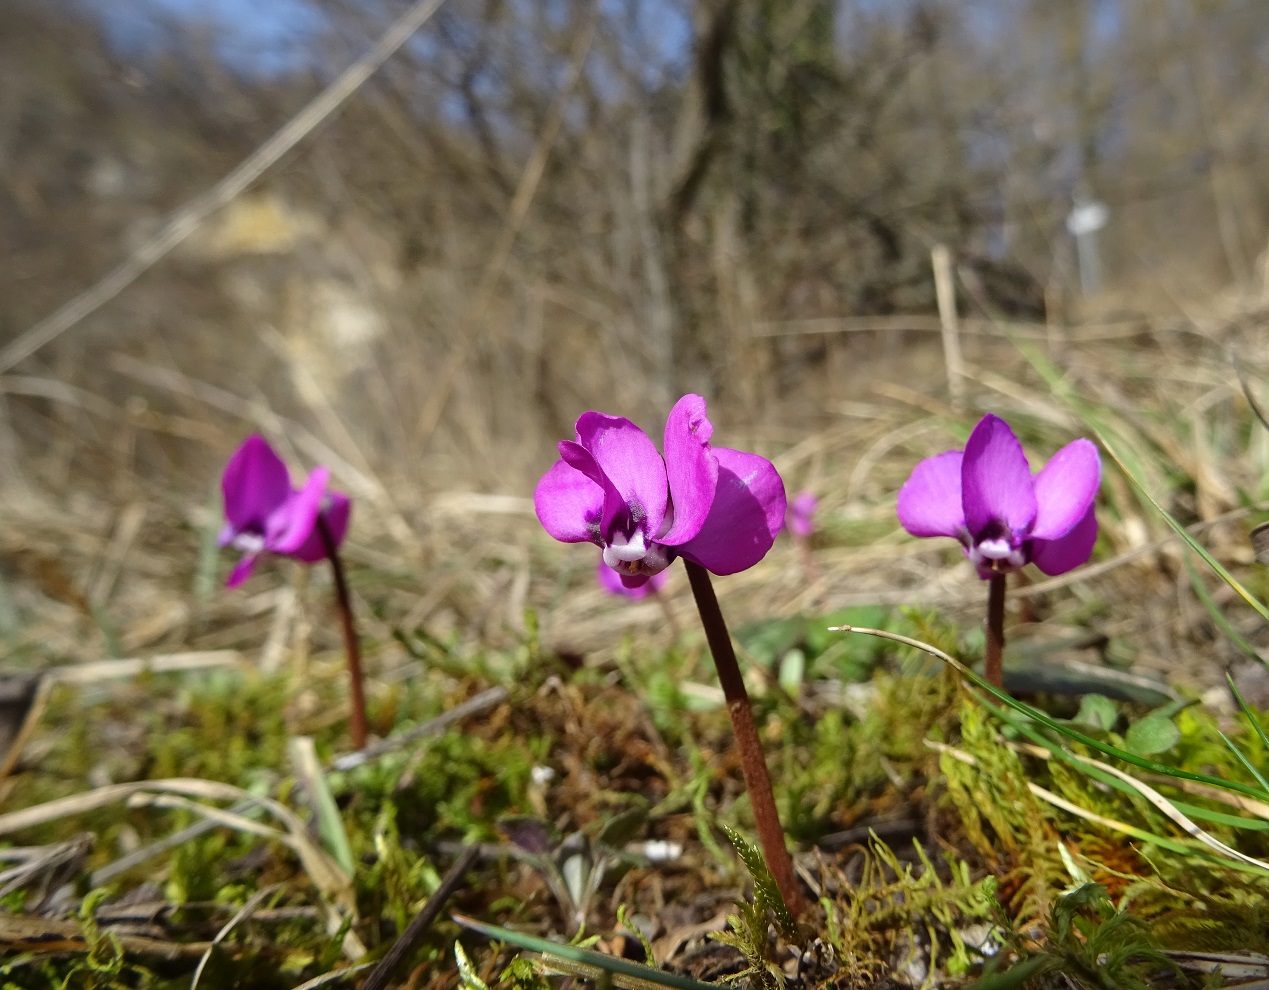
[931, 244, 965, 408]
[683, 561, 804, 918]
[984, 574, 1006, 689]
[359, 845, 479, 990]
[0, 0, 450, 374]
[317, 516, 367, 751]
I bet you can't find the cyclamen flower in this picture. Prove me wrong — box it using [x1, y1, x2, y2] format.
[534, 394, 785, 590]
[219, 434, 351, 587]
[785, 491, 818, 539]
[897, 414, 1099, 580]
[595, 558, 669, 600]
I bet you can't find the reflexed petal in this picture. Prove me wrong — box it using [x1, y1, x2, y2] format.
[291, 491, 351, 563]
[1030, 503, 1098, 575]
[677, 448, 784, 575]
[267, 466, 328, 554]
[962, 415, 1036, 537]
[573, 413, 668, 541]
[659, 394, 718, 546]
[534, 459, 603, 543]
[1030, 439, 1101, 540]
[222, 434, 291, 530]
[596, 559, 664, 599]
[226, 553, 259, 587]
[896, 450, 965, 538]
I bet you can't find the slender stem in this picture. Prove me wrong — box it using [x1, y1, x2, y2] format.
[984, 573, 1007, 690]
[317, 515, 368, 751]
[684, 560, 804, 918]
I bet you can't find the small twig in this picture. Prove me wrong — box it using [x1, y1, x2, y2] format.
[191, 884, 281, 990]
[683, 561, 804, 918]
[330, 686, 508, 772]
[358, 845, 479, 990]
[317, 516, 368, 751]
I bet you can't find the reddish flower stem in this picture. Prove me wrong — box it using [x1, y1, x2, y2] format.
[984, 573, 1007, 690]
[317, 516, 368, 751]
[684, 560, 805, 918]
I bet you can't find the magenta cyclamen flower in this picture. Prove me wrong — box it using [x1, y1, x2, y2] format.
[785, 491, 818, 539]
[534, 394, 786, 590]
[219, 434, 351, 587]
[897, 414, 1100, 579]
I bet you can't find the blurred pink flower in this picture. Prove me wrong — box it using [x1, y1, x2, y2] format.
[785, 491, 818, 539]
[219, 434, 350, 587]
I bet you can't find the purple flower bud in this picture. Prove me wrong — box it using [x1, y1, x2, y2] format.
[219, 434, 350, 587]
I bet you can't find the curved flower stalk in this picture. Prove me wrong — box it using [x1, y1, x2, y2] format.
[219, 434, 366, 749]
[897, 414, 1101, 688]
[535, 395, 803, 916]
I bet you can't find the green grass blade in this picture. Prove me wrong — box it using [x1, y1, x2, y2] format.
[833, 625, 1266, 800]
[975, 692, 1269, 831]
[1228, 672, 1269, 753]
[453, 915, 724, 990]
[1217, 728, 1269, 797]
[1100, 440, 1269, 625]
[1185, 556, 1263, 661]
[289, 736, 355, 876]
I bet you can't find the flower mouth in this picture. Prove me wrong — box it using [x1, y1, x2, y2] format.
[231, 531, 266, 555]
[602, 529, 670, 577]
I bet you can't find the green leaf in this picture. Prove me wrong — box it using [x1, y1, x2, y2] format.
[1124, 714, 1180, 757]
[1073, 694, 1117, 734]
[778, 648, 806, 695]
[288, 736, 355, 876]
[455, 940, 491, 990]
[453, 915, 723, 990]
[597, 806, 647, 851]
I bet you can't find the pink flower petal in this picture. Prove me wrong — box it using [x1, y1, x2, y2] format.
[677, 448, 784, 575]
[226, 553, 260, 587]
[596, 558, 667, 599]
[962, 415, 1036, 538]
[222, 435, 291, 530]
[574, 412, 668, 541]
[535, 459, 603, 544]
[658, 394, 718, 546]
[1030, 502, 1098, 575]
[266, 466, 329, 554]
[897, 450, 965, 538]
[1030, 439, 1101, 541]
[291, 491, 352, 563]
